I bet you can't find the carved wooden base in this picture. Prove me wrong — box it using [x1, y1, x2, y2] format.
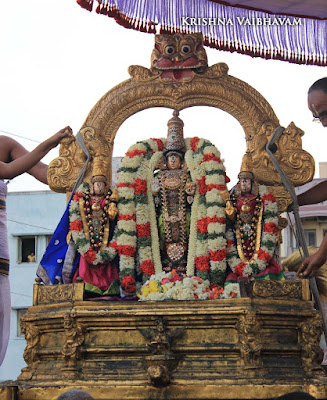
[2, 280, 327, 399]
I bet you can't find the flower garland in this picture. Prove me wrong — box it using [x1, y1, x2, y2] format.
[114, 137, 228, 293]
[69, 183, 117, 265]
[115, 139, 163, 293]
[138, 271, 240, 301]
[226, 185, 278, 278]
[189, 138, 228, 285]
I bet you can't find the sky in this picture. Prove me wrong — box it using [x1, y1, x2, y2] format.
[1, 0, 326, 192]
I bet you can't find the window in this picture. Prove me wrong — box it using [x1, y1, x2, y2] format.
[304, 229, 316, 247]
[18, 236, 36, 263]
[46, 235, 52, 245]
[17, 308, 28, 337]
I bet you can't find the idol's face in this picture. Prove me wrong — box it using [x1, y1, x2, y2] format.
[93, 181, 106, 195]
[167, 153, 182, 170]
[240, 178, 252, 194]
[308, 89, 327, 127]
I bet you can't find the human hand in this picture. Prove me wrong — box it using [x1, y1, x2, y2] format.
[47, 126, 73, 149]
[297, 251, 327, 278]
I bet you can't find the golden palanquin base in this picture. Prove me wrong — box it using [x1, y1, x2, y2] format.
[1, 280, 327, 399]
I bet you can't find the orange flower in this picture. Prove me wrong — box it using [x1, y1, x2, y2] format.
[206, 183, 226, 192]
[264, 222, 278, 234]
[125, 149, 146, 158]
[72, 191, 84, 201]
[84, 248, 96, 264]
[117, 182, 134, 188]
[134, 178, 147, 195]
[209, 249, 227, 261]
[202, 153, 221, 163]
[197, 176, 207, 195]
[234, 262, 246, 276]
[136, 222, 151, 237]
[207, 216, 226, 225]
[195, 256, 210, 272]
[140, 260, 155, 277]
[70, 220, 83, 231]
[197, 217, 208, 233]
[118, 245, 136, 257]
[121, 275, 136, 293]
[257, 249, 271, 262]
[118, 214, 136, 221]
[261, 193, 276, 203]
[190, 137, 200, 152]
[150, 138, 164, 151]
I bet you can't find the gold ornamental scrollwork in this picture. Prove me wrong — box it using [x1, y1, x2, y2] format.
[18, 320, 40, 380]
[48, 126, 112, 193]
[139, 317, 184, 387]
[237, 311, 264, 373]
[299, 313, 324, 377]
[61, 312, 86, 378]
[252, 280, 303, 299]
[37, 284, 74, 305]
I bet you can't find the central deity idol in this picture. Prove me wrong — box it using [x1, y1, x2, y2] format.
[151, 111, 196, 274]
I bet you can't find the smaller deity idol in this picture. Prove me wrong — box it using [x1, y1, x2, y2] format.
[70, 171, 120, 296]
[225, 161, 284, 282]
[151, 111, 196, 274]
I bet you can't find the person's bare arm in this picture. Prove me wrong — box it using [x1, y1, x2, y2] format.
[297, 235, 327, 278]
[9, 140, 48, 184]
[297, 181, 327, 206]
[0, 127, 72, 181]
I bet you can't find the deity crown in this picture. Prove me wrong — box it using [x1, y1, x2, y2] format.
[164, 110, 186, 156]
[91, 156, 110, 184]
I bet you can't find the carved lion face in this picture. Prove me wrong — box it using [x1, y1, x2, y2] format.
[151, 33, 208, 82]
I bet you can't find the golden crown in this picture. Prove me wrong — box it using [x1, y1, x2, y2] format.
[164, 110, 186, 156]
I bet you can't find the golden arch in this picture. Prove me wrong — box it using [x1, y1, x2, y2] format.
[48, 62, 314, 213]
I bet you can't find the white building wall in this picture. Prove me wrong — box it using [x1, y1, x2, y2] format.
[0, 190, 66, 382]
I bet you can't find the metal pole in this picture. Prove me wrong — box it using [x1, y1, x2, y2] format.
[266, 127, 327, 338]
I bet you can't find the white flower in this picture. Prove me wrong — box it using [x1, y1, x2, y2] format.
[69, 213, 80, 222]
[69, 201, 79, 212]
[120, 255, 135, 270]
[118, 220, 136, 232]
[208, 223, 225, 235]
[117, 234, 136, 247]
[79, 243, 91, 255]
[118, 203, 136, 215]
[118, 187, 135, 199]
[210, 260, 226, 271]
[139, 246, 153, 261]
[205, 189, 223, 203]
[117, 171, 135, 184]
